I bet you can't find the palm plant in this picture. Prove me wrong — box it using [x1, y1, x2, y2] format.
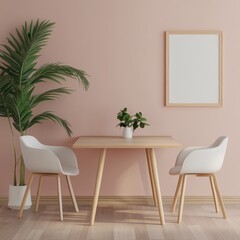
[0, 20, 89, 186]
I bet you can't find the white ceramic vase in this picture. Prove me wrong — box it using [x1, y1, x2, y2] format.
[123, 127, 133, 139]
[8, 185, 32, 210]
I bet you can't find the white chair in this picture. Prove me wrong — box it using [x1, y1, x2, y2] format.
[169, 136, 228, 223]
[18, 135, 79, 221]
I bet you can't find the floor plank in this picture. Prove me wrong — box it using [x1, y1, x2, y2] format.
[0, 200, 239, 240]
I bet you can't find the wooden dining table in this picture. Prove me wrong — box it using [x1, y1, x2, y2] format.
[73, 136, 181, 225]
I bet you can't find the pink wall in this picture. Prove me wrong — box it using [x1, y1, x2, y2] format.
[0, 0, 239, 197]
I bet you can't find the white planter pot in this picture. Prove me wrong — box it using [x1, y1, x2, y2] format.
[8, 185, 32, 210]
[123, 127, 133, 139]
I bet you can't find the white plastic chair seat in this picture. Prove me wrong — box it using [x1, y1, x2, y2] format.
[20, 136, 79, 175]
[18, 135, 80, 221]
[169, 137, 228, 175]
[46, 146, 79, 176]
[61, 164, 79, 176]
[169, 136, 229, 223]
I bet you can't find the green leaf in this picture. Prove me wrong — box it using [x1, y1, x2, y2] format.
[119, 122, 126, 127]
[135, 112, 141, 118]
[133, 122, 138, 130]
[29, 111, 72, 136]
[29, 63, 90, 90]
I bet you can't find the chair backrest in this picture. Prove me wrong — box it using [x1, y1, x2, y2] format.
[20, 135, 63, 174]
[210, 136, 228, 148]
[181, 136, 229, 174]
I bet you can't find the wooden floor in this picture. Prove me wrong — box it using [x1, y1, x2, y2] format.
[1, 198, 240, 240]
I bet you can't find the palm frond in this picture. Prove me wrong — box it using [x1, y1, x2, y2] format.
[0, 75, 15, 117]
[30, 63, 90, 89]
[29, 111, 72, 136]
[0, 20, 55, 84]
[7, 85, 71, 132]
[0, 74, 14, 95]
[30, 87, 72, 107]
[7, 85, 33, 133]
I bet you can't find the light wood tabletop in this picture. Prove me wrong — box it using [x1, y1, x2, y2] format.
[73, 136, 181, 148]
[73, 135, 181, 226]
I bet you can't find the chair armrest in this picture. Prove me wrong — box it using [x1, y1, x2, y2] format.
[181, 147, 226, 174]
[45, 146, 78, 171]
[22, 147, 63, 174]
[176, 146, 206, 166]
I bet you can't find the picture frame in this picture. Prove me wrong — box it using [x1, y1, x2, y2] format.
[165, 31, 222, 106]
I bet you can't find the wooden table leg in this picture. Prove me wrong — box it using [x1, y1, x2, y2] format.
[90, 148, 107, 225]
[149, 148, 165, 225]
[146, 149, 157, 206]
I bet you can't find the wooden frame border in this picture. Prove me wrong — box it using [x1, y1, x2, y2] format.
[166, 30, 223, 107]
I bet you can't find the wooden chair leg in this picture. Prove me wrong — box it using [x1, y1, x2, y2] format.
[172, 175, 183, 212]
[212, 174, 227, 219]
[178, 174, 187, 223]
[18, 173, 34, 218]
[66, 175, 79, 212]
[35, 175, 43, 212]
[209, 176, 219, 213]
[57, 175, 63, 221]
[146, 149, 157, 207]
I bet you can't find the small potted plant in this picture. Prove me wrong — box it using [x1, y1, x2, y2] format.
[116, 107, 149, 138]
